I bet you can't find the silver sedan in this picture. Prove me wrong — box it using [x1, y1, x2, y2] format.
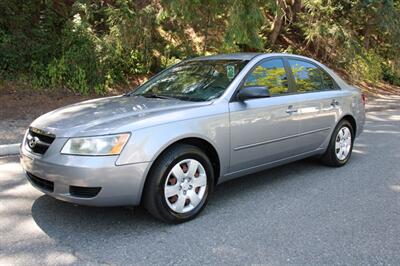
[20, 53, 366, 223]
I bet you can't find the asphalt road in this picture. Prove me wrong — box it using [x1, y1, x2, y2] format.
[1, 107, 399, 265]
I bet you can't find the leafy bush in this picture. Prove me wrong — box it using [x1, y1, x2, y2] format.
[30, 26, 101, 94]
[0, 2, 62, 80]
[348, 50, 383, 84]
[382, 64, 400, 86]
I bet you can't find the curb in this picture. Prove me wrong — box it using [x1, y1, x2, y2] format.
[0, 144, 20, 156]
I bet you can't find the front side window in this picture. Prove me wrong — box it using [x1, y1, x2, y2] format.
[288, 59, 323, 93]
[243, 59, 289, 96]
[132, 60, 248, 101]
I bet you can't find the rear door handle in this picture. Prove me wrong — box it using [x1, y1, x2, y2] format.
[286, 105, 298, 114]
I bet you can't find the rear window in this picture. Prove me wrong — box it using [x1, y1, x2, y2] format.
[320, 69, 338, 90]
[288, 59, 324, 93]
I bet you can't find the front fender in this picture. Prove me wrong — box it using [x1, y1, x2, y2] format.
[116, 113, 230, 175]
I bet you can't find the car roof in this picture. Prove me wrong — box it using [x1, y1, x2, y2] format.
[188, 53, 262, 61]
[187, 52, 321, 62]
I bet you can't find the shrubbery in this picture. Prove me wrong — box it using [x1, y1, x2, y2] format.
[349, 50, 383, 84]
[0, 1, 157, 95]
[31, 23, 102, 94]
[382, 64, 400, 86]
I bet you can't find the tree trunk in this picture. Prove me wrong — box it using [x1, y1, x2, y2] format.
[203, 10, 211, 54]
[269, 0, 286, 45]
[363, 25, 371, 50]
[292, 0, 302, 22]
[269, 0, 302, 46]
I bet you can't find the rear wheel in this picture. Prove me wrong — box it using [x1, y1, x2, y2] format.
[321, 120, 354, 167]
[143, 144, 213, 223]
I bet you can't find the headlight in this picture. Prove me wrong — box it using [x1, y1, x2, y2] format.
[61, 133, 130, 156]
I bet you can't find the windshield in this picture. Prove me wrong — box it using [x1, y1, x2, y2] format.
[131, 60, 249, 101]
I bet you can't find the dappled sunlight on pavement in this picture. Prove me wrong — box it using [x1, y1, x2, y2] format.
[366, 95, 400, 112]
[389, 115, 400, 121]
[389, 185, 400, 193]
[0, 161, 23, 178]
[0, 158, 82, 265]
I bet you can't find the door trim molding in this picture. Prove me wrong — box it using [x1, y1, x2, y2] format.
[233, 127, 331, 151]
[223, 147, 325, 179]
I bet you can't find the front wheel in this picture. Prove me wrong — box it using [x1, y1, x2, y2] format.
[143, 144, 214, 223]
[321, 120, 354, 167]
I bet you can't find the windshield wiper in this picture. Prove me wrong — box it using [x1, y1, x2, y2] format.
[131, 93, 200, 102]
[141, 93, 176, 100]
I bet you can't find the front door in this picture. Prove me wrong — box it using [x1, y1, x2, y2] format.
[228, 58, 303, 173]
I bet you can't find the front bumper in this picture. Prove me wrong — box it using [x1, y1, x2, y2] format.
[20, 144, 150, 206]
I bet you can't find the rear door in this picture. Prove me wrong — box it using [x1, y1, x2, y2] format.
[228, 58, 304, 173]
[286, 58, 340, 152]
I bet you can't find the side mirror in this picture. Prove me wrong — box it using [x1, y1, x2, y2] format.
[236, 86, 271, 101]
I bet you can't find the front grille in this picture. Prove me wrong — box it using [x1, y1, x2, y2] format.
[26, 128, 55, 155]
[69, 186, 101, 198]
[26, 172, 54, 192]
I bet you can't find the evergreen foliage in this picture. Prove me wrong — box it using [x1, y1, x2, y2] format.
[0, 0, 399, 94]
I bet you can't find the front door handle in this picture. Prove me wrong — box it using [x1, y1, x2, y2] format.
[331, 99, 340, 107]
[286, 105, 298, 114]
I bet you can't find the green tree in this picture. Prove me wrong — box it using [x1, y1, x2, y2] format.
[1, 0, 400, 93]
[224, 0, 265, 51]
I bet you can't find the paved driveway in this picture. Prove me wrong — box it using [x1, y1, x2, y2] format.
[1, 107, 399, 265]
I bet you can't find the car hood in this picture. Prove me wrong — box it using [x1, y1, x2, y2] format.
[30, 95, 211, 137]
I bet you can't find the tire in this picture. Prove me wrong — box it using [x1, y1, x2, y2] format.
[321, 120, 354, 167]
[143, 144, 214, 223]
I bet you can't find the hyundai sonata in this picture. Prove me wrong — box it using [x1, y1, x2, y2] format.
[20, 53, 365, 223]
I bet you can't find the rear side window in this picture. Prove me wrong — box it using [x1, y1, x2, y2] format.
[320, 69, 338, 90]
[288, 59, 323, 93]
[243, 59, 289, 96]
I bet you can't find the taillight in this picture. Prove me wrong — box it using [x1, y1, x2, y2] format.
[361, 93, 366, 106]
